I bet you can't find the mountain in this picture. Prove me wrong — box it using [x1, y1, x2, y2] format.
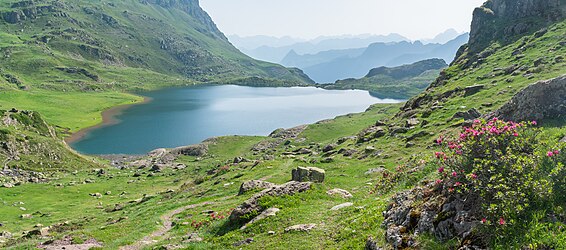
[227, 35, 306, 51]
[301, 34, 468, 83]
[280, 47, 366, 69]
[421, 28, 464, 44]
[238, 33, 410, 63]
[323, 58, 448, 99]
[0, 0, 313, 92]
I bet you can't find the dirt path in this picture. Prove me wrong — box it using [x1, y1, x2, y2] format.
[119, 201, 214, 250]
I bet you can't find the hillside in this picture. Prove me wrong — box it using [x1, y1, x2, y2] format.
[323, 58, 448, 99]
[300, 34, 468, 83]
[0, 0, 566, 249]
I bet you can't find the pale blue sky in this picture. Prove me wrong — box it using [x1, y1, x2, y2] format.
[200, 0, 486, 40]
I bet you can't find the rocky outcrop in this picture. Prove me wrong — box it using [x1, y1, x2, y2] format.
[382, 185, 485, 249]
[291, 167, 325, 183]
[229, 181, 312, 224]
[326, 188, 353, 199]
[468, 0, 565, 53]
[492, 75, 566, 122]
[238, 180, 276, 195]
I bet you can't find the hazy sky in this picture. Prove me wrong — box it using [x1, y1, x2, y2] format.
[200, 0, 486, 40]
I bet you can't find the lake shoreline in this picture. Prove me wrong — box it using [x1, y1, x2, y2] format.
[64, 96, 152, 145]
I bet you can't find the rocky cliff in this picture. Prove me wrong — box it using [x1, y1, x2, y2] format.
[468, 0, 565, 53]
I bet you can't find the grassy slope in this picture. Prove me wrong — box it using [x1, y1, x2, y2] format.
[1, 9, 566, 250]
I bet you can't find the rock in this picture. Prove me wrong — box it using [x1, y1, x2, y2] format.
[20, 214, 32, 219]
[174, 164, 186, 170]
[406, 118, 420, 127]
[337, 136, 356, 144]
[233, 156, 249, 164]
[3, 183, 14, 188]
[170, 144, 208, 157]
[238, 180, 276, 195]
[240, 208, 280, 229]
[322, 144, 337, 153]
[453, 108, 482, 121]
[183, 233, 203, 243]
[285, 224, 316, 232]
[365, 237, 383, 250]
[463, 85, 484, 97]
[365, 167, 386, 175]
[326, 188, 353, 199]
[339, 148, 357, 157]
[268, 231, 276, 235]
[320, 157, 334, 163]
[390, 127, 409, 135]
[291, 167, 325, 183]
[330, 202, 353, 211]
[561, 136, 566, 143]
[150, 164, 164, 172]
[358, 126, 386, 142]
[491, 75, 566, 122]
[89, 193, 102, 198]
[233, 238, 253, 247]
[105, 191, 112, 195]
[229, 181, 312, 223]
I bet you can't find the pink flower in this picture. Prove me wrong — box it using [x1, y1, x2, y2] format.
[513, 132, 519, 137]
[548, 151, 555, 157]
[554, 150, 560, 155]
[452, 171, 457, 177]
[435, 179, 443, 185]
[455, 182, 462, 187]
[531, 121, 538, 126]
[481, 218, 487, 224]
[438, 167, 445, 173]
[499, 217, 506, 225]
[471, 173, 478, 179]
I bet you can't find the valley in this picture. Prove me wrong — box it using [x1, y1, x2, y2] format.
[0, 0, 566, 249]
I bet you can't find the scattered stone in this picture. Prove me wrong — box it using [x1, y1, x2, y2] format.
[85, 179, 95, 183]
[268, 231, 276, 235]
[320, 157, 334, 163]
[326, 188, 353, 199]
[241, 208, 280, 230]
[170, 144, 208, 157]
[285, 224, 316, 232]
[322, 144, 337, 153]
[291, 167, 325, 183]
[89, 193, 102, 198]
[365, 167, 386, 175]
[358, 126, 386, 142]
[339, 148, 357, 157]
[183, 233, 203, 243]
[174, 164, 187, 170]
[229, 181, 312, 223]
[233, 157, 249, 164]
[330, 202, 354, 211]
[3, 183, 14, 188]
[390, 127, 409, 135]
[406, 118, 420, 127]
[20, 214, 32, 219]
[150, 164, 164, 172]
[337, 136, 356, 144]
[233, 238, 253, 247]
[365, 237, 383, 250]
[561, 136, 566, 143]
[238, 180, 276, 195]
[452, 108, 481, 121]
[463, 85, 484, 96]
[105, 191, 112, 195]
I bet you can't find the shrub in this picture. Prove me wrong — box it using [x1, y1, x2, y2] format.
[434, 118, 552, 226]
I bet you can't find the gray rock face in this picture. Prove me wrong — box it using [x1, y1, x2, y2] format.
[291, 167, 325, 183]
[240, 207, 280, 230]
[469, 0, 565, 53]
[238, 180, 276, 195]
[453, 108, 482, 121]
[492, 75, 566, 122]
[229, 181, 312, 224]
[330, 202, 353, 211]
[382, 186, 484, 249]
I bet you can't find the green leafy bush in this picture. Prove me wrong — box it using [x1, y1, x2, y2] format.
[434, 118, 554, 226]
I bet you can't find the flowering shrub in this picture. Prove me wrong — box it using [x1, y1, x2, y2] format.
[190, 209, 232, 229]
[434, 118, 552, 226]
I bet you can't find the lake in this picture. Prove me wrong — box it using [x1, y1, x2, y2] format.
[70, 85, 401, 155]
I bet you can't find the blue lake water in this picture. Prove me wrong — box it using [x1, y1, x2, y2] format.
[70, 85, 401, 155]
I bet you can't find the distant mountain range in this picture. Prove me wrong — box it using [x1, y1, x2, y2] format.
[323, 58, 448, 99]
[230, 33, 410, 63]
[294, 33, 469, 83]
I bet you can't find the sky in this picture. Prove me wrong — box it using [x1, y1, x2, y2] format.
[200, 0, 486, 40]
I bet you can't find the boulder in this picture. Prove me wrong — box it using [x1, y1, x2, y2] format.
[291, 167, 325, 183]
[492, 75, 566, 122]
[240, 207, 280, 230]
[322, 144, 337, 153]
[229, 181, 312, 224]
[365, 237, 383, 250]
[285, 224, 316, 232]
[453, 108, 481, 121]
[170, 144, 208, 157]
[326, 188, 353, 199]
[238, 180, 276, 195]
[406, 118, 420, 127]
[330, 202, 353, 211]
